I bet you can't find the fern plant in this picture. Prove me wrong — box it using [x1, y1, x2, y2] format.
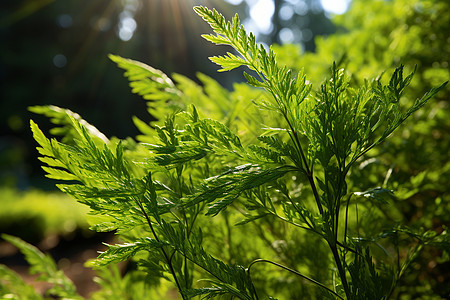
[2, 6, 447, 300]
[0, 234, 81, 299]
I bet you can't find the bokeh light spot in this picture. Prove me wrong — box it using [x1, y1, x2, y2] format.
[224, 0, 243, 4]
[53, 54, 67, 68]
[294, 1, 309, 16]
[279, 28, 294, 43]
[279, 4, 294, 21]
[320, 0, 351, 14]
[57, 14, 73, 28]
[250, 0, 275, 34]
[117, 5, 137, 42]
[7, 115, 24, 131]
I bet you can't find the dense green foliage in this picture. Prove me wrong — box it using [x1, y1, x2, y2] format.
[273, 0, 450, 296]
[1, 1, 448, 299]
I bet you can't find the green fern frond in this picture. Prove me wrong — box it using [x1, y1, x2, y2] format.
[91, 238, 169, 268]
[159, 225, 256, 299]
[194, 5, 311, 120]
[109, 54, 182, 123]
[186, 164, 295, 216]
[1, 234, 80, 299]
[0, 265, 43, 300]
[109, 54, 180, 101]
[29, 105, 108, 145]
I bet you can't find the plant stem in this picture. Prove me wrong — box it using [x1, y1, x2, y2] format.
[180, 245, 254, 300]
[289, 123, 324, 215]
[307, 170, 324, 215]
[136, 199, 187, 300]
[344, 194, 352, 246]
[328, 241, 351, 299]
[247, 259, 344, 299]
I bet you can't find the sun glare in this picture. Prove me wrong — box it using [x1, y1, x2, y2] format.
[250, 0, 275, 34]
[320, 0, 351, 14]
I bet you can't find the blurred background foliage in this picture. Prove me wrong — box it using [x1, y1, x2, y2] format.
[0, 0, 448, 298]
[0, 188, 89, 243]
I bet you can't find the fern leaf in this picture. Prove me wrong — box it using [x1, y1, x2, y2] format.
[186, 164, 294, 216]
[1, 234, 80, 299]
[109, 54, 182, 123]
[209, 52, 249, 72]
[0, 265, 43, 299]
[29, 105, 108, 145]
[109, 54, 179, 100]
[41, 166, 79, 181]
[91, 238, 168, 268]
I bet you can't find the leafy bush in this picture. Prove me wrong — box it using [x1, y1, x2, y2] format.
[273, 0, 450, 296]
[1, 4, 448, 299]
[0, 188, 89, 242]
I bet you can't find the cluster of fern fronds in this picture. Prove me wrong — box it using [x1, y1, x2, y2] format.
[1, 6, 447, 300]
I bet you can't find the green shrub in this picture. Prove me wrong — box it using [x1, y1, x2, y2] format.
[0, 188, 89, 242]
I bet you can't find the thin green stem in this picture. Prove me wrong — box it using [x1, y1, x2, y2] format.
[248, 275, 260, 300]
[224, 212, 235, 263]
[307, 170, 324, 215]
[328, 241, 350, 299]
[180, 242, 254, 300]
[284, 192, 314, 229]
[247, 259, 344, 299]
[334, 166, 351, 245]
[177, 172, 192, 290]
[290, 127, 324, 216]
[334, 190, 342, 241]
[270, 207, 356, 254]
[136, 199, 187, 300]
[344, 194, 352, 247]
